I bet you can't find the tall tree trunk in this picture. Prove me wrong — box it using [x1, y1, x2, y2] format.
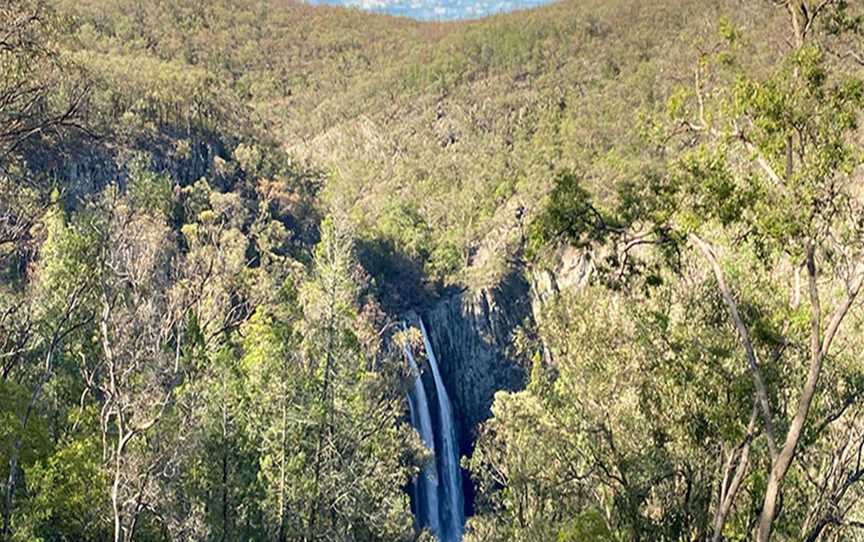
[220, 376, 230, 542]
[307, 284, 336, 541]
[277, 394, 287, 542]
[712, 408, 757, 542]
[755, 247, 863, 541]
[692, 234, 779, 457]
[756, 246, 822, 541]
[112, 434, 123, 542]
[221, 438, 229, 542]
[695, 239, 863, 540]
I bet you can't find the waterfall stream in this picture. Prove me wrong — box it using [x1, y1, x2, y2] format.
[405, 342, 442, 536]
[405, 318, 466, 542]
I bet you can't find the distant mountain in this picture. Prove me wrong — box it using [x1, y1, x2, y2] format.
[305, 0, 555, 21]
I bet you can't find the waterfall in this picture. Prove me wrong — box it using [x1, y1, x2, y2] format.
[404, 341, 442, 536]
[419, 317, 465, 542]
[405, 318, 465, 541]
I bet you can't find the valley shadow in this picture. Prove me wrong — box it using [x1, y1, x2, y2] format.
[355, 236, 461, 314]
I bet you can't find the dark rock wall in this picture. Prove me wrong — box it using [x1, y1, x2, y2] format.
[28, 134, 226, 202]
[419, 270, 532, 449]
[415, 246, 591, 453]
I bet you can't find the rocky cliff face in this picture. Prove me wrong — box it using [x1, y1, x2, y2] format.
[400, 235, 592, 518]
[29, 135, 226, 201]
[528, 245, 594, 317]
[417, 270, 532, 450]
[415, 245, 592, 454]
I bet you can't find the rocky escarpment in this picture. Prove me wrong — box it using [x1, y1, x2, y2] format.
[403, 268, 530, 516]
[417, 270, 532, 448]
[27, 133, 228, 202]
[528, 245, 594, 316]
[411, 243, 593, 460]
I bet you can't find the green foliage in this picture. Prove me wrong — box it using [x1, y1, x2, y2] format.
[527, 172, 612, 258]
[375, 202, 431, 262]
[127, 155, 174, 218]
[469, 277, 780, 540]
[0, 0, 89, 161]
[17, 409, 109, 541]
[7, 1, 864, 541]
[0, 382, 50, 486]
[512, 3, 864, 541]
[556, 511, 615, 542]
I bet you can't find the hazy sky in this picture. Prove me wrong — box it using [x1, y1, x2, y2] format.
[305, 0, 553, 20]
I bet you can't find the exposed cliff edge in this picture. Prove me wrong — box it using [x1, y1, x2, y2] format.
[418, 269, 531, 446]
[412, 243, 593, 455]
[30, 135, 227, 200]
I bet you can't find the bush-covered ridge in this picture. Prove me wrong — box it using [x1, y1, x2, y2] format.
[43, 0, 788, 298]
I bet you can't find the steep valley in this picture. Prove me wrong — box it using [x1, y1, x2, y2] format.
[4, 0, 864, 541]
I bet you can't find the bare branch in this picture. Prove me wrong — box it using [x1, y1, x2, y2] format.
[691, 233, 779, 460]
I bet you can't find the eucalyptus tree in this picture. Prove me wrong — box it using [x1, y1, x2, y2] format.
[71, 162, 224, 542]
[0, 0, 90, 162]
[1, 195, 96, 541]
[661, 2, 864, 538]
[524, 1, 864, 540]
[467, 272, 759, 541]
[296, 214, 416, 542]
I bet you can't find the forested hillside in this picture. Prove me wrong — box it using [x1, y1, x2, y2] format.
[3, 0, 864, 541]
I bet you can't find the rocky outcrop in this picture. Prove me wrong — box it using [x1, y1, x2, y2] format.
[28, 134, 226, 201]
[397, 239, 591, 521]
[528, 245, 593, 317]
[414, 244, 592, 454]
[417, 270, 532, 450]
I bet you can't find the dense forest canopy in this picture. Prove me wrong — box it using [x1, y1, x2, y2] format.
[3, 0, 864, 541]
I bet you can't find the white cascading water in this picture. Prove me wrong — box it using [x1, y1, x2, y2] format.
[419, 317, 466, 542]
[404, 341, 442, 537]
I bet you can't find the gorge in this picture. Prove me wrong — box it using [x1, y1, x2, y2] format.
[6, 0, 864, 540]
